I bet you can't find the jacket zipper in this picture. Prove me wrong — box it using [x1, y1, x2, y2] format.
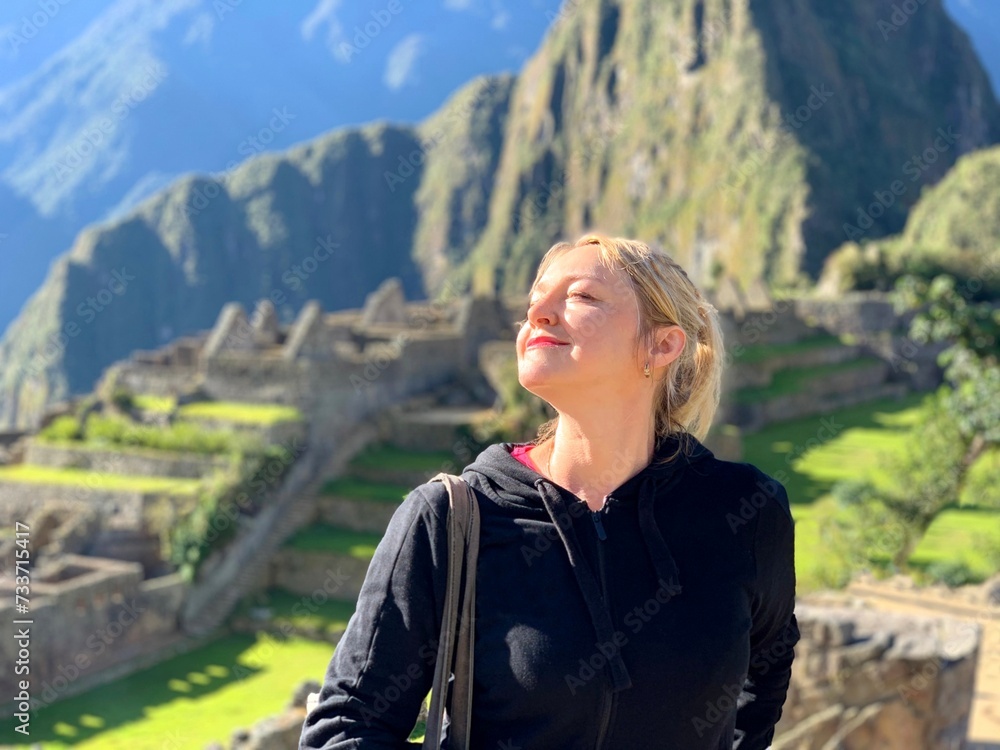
[590, 509, 608, 540]
[590, 492, 610, 540]
[591, 494, 613, 750]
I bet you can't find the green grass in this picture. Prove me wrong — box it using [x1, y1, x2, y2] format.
[133, 394, 176, 413]
[235, 588, 356, 636]
[177, 401, 303, 425]
[319, 476, 413, 503]
[734, 332, 843, 364]
[285, 524, 383, 559]
[908, 507, 1000, 573]
[349, 443, 459, 471]
[39, 413, 266, 456]
[0, 465, 202, 495]
[740, 391, 1000, 591]
[734, 357, 883, 404]
[0, 633, 336, 749]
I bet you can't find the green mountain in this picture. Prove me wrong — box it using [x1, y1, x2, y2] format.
[1, 0, 999, 429]
[461, 0, 1000, 298]
[819, 143, 1000, 295]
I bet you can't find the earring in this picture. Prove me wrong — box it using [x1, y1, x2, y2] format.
[644, 361, 651, 378]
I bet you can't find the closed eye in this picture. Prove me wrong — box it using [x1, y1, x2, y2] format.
[521, 291, 595, 321]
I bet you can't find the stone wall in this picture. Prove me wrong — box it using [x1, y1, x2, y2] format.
[105, 288, 942, 447]
[0, 556, 188, 717]
[724, 304, 820, 346]
[792, 293, 948, 391]
[115, 363, 202, 397]
[314, 496, 399, 534]
[0, 483, 147, 531]
[774, 603, 980, 749]
[794, 293, 906, 337]
[267, 549, 370, 602]
[0, 483, 195, 574]
[0, 430, 25, 449]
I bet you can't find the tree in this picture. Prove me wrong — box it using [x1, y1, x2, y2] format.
[826, 273, 999, 577]
[830, 393, 966, 570]
[894, 273, 1000, 469]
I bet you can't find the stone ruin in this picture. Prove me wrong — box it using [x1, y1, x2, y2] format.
[775, 604, 980, 749]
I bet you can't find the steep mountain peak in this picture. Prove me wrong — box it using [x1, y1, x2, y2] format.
[460, 0, 1000, 297]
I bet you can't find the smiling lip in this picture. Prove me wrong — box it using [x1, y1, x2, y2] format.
[527, 336, 567, 348]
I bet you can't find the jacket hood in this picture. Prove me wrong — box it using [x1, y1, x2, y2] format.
[461, 431, 715, 693]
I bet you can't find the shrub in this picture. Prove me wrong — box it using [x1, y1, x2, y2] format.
[85, 414, 265, 455]
[110, 385, 135, 413]
[922, 561, 980, 588]
[168, 444, 298, 581]
[38, 415, 83, 442]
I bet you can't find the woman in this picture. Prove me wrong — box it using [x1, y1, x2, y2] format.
[300, 233, 799, 749]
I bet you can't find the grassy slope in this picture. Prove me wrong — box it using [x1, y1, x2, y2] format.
[0, 634, 335, 749]
[742, 392, 1000, 591]
[0, 464, 202, 494]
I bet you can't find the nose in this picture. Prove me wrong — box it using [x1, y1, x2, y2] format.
[526, 291, 558, 328]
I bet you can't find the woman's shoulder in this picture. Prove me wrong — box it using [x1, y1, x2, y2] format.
[401, 475, 458, 521]
[692, 455, 792, 517]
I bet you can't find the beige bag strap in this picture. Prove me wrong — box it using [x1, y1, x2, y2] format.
[423, 472, 480, 750]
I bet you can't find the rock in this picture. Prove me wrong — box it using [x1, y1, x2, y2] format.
[289, 680, 321, 710]
[775, 603, 981, 749]
[360, 277, 407, 327]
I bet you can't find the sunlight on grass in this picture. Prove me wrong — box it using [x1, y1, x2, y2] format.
[133, 394, 176, 413]
[0, 464, 202, 494]
[740, 392, 928, 504]
[911, 508, 1000, 575]
[235, 589, 355, 636]
[285, 524, 381, 559]
[177, 401, 303, 425]
[53, 722, 77, 738]
[167, 678, 191, 693]
[743, 391, 1000, 592]
[0, 633, 335, 749]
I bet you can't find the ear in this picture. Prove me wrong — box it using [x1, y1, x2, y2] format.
[650, 324, 686, 371]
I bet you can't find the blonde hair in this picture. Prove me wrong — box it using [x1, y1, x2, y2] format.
[527, 232, 725, 463]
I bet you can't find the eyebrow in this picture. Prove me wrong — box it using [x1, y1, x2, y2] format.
[528, 274, 606, 298]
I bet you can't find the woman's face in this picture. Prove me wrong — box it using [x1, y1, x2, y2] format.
[516, 245, 651, 401]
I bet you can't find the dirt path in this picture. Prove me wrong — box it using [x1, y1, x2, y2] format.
[840, 579, 1000, 747]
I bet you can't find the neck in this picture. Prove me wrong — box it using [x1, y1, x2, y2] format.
[537, 414, 657, 504]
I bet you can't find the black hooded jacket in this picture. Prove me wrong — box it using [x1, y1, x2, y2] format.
[300, 432, 800, 750]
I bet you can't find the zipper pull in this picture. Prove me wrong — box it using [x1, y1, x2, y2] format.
[591, 509, 607, 541]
